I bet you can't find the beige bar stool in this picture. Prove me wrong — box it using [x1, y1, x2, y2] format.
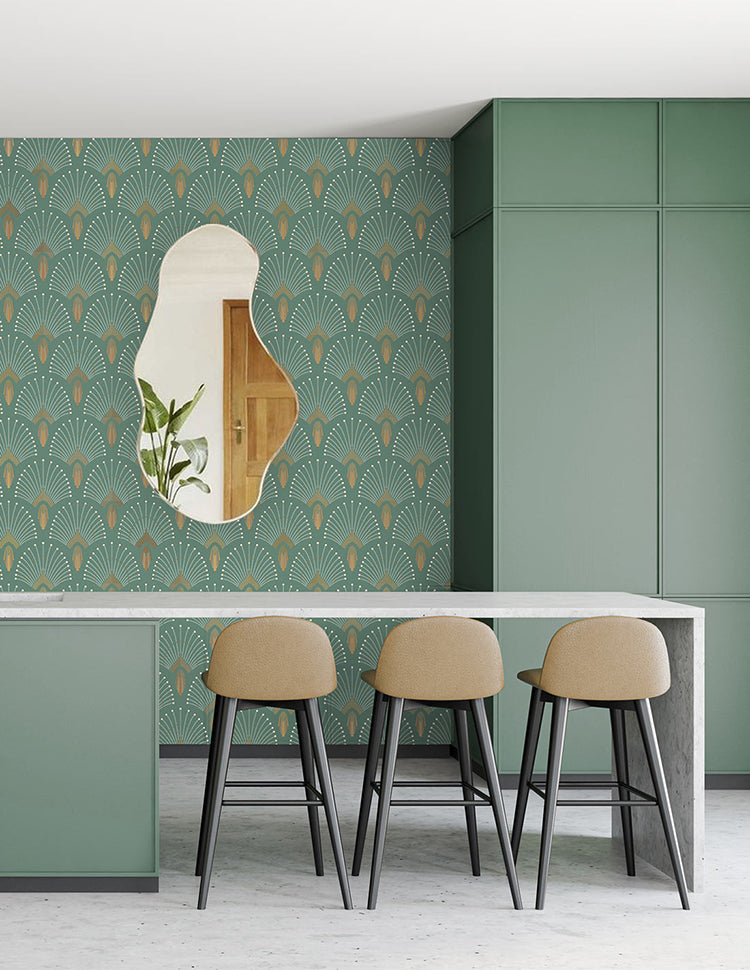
[510, 615, 689, 910]
[351, 616, 523, 910]
[195, 616, 352, 910]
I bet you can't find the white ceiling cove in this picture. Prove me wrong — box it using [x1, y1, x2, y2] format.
[4, 0, 750, 137]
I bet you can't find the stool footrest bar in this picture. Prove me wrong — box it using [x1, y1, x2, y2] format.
[225, 780, 309, 788]
[388, 799, 493, 807]
[527, 779, 657, 805]
[222, 799, 324, 807]
[371, 779, 491, 804]
[554, 799, 658, 807]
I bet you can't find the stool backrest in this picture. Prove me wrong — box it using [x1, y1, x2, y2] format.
[204, 616, 336, 700]
[372, 616, 504, 700]
[539, 616, 670, 700]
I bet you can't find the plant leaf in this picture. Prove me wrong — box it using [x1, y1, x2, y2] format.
[146, 441, 165, 461]
[140, 448, 157, 477]
[168, 459, 191, 481]
[169, 384, 206, 435]
[179, 476, 211, 493]
[138, 379, 169, 429]
[140, 439, 165, 463]
[176, 436, 209, 474]
[142, 404, 158, 434]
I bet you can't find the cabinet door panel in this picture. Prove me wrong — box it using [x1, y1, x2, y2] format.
[0, 621, 157, 875]
[499, 211, 658, 593]
[453, 215, 495, 591]
[664, 101, 750, 204]
[687, 600, 750, 774]
[453, 104, 494, 231]
[499, 101, 658, 205]
[663, 213, 750, 596]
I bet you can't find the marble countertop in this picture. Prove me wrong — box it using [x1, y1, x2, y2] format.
[0, 591, 704, 619]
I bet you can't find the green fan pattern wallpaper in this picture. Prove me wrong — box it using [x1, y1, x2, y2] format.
[0, 137, 452, 746]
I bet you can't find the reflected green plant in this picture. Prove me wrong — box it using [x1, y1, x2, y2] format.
[138, 379, 210, 506]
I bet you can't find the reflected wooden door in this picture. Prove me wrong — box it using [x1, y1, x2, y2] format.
[223, 300, 298, 518]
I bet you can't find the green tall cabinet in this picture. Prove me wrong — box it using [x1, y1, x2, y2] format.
[453, 99, 750, 777]
[0, 621, 159, 889]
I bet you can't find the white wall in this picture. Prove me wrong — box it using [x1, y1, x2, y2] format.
[134, 225, 260, 522]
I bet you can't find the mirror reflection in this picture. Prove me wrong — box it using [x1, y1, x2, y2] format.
[134, 225, 298, 523]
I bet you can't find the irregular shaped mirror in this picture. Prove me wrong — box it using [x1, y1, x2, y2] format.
[134, 225, 298, 522]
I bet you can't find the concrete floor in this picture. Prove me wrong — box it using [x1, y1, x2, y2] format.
[2, 758, 748, 970]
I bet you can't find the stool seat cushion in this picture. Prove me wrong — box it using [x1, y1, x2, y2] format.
[523, 616, 671, 701]
[203, 616, 336, 700]
[367, 616, 504, 700]
[361, 669, 377, 688]
[517, 668, 543, 689]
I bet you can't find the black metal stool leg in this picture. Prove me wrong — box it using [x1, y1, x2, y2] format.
[454, 706, 481, 876]
[367, 695, 404, 910]
[470, 698, 523, 910]
[303, 698, 353, 910]
[297, 706, 324, 877]
[610, 706, 636, 877]
[352, 689, 387, 876]
[511, 686, 545, 862]
[196, 693, 224, 877]
[197, 696, 238, 910]
[634, 699, 690, 910]
[536, 696, 569, 910]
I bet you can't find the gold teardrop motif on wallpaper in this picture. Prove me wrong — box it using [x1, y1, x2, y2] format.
[345, 625, 358, 655]
[278, 544, 289, 571]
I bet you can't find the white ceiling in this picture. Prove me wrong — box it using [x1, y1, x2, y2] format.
[4, 0, 750, 137]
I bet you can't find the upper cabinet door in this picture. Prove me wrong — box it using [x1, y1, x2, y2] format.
[499, 101, 659, 205]
[452, 216, 495, 592]
[664, 101, 750, 204]
[498, 210, 658, 593]
[453, 103, 495, 232]
[663, 212, 750, 596]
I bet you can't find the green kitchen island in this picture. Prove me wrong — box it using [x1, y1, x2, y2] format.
[0, 591, 704, 893]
